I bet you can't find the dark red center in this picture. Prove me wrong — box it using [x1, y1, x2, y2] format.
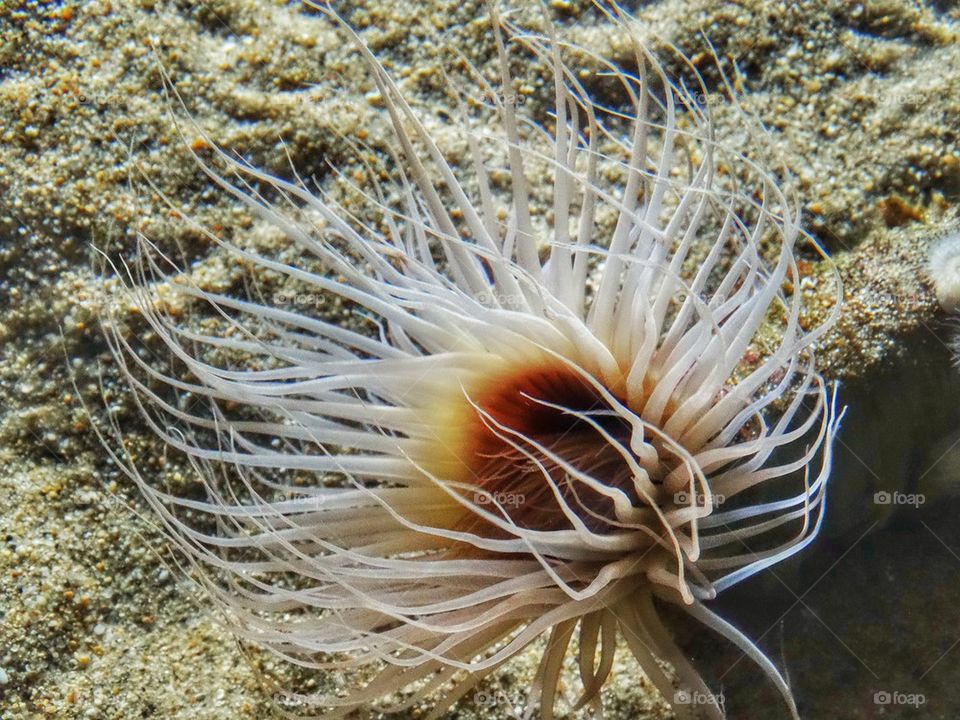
[454, 364, 640, 537]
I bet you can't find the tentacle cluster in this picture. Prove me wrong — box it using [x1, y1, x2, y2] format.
[98, 2, 842, 719]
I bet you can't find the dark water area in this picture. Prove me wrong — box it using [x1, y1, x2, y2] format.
[680, 327, 960, 719]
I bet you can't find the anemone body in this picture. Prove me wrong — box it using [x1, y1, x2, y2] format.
[102, 3, 842, 719]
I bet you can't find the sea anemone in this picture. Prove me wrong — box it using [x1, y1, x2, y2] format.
[928, 231, 960, 313]
[96, 2, 842, 718]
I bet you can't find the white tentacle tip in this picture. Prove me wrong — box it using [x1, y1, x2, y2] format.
[928, 231, 960, 312]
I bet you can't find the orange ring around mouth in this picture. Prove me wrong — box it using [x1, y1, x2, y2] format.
[425, 359, 647, 539]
